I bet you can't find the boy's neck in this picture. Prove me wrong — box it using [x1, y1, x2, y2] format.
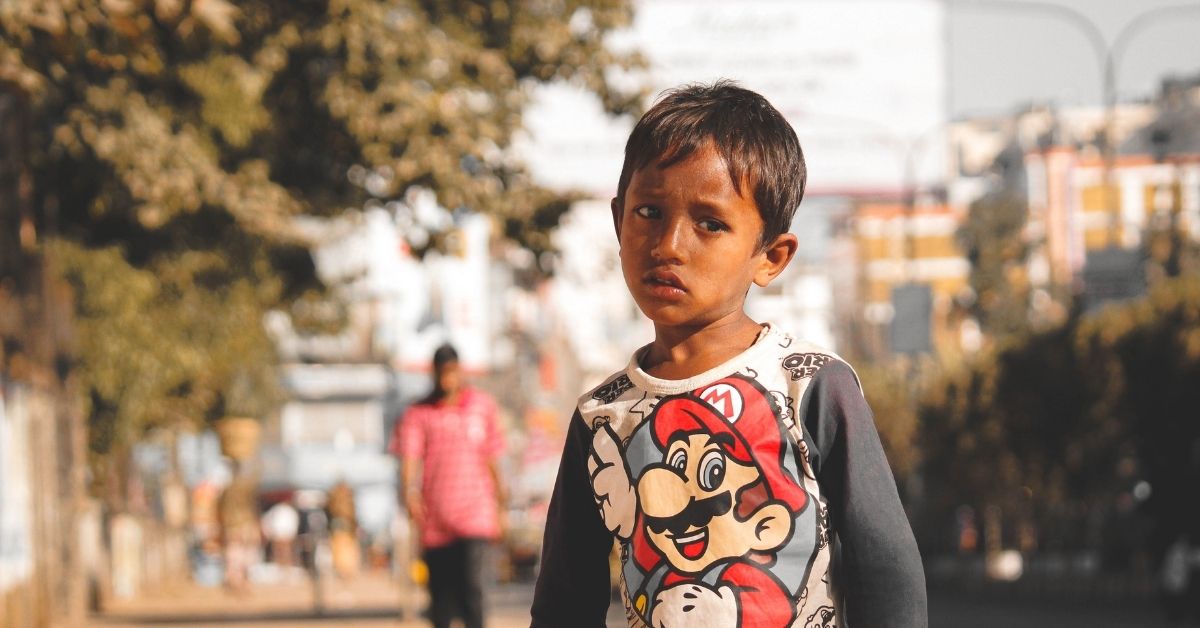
[642, 314, 765, 380]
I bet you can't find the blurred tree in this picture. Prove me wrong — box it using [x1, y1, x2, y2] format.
[917, 320, 1121, 555]
[1, 0, 641, 504]
[957, 190, 1031, 342]
[917, 277, 1200, 559]
[991, 319, 1124, 553]
[857, 363, 921, 483]
[917, 355, 1008, 552]
[1081, 277, 1200, 554]
[955, 136, 1042, 343]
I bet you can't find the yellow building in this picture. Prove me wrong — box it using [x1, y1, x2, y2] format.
[854, 203, 970, 354]
[1024, 149, 1200, 289]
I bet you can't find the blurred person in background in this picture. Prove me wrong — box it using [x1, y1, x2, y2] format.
[218, 463, 261, 594]
[295, 489, 330, 613]
[389, 343, 507, 628]
[261, 498, 300, 569]
[327, 480, 361, 578]
[1160, 531, 1200, 624]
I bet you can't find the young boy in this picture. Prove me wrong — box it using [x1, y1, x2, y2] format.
[530, 82, 927, 627]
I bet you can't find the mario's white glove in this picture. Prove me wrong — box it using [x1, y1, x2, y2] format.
[587, 421, 636, 540]
[651, 582, 737, 628]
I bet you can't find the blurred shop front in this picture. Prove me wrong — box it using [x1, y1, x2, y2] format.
[256, 363, 401, 577]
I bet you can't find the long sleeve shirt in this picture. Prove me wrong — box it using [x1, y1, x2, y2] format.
[531, 324, 927, 628]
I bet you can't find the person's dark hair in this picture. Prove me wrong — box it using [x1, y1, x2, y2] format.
[432, 343, 458, 371]
[615, 80, 806, 248]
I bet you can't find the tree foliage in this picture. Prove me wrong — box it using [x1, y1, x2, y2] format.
[857, 363, 921, 483]
[917, 276, 1200, 555]
[1079, 278, 1200, 545]
[1, 0, 641, 484]
[957, 190, 1031, 340]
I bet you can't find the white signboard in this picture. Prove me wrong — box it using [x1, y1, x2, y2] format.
[520, 0, 947, 197]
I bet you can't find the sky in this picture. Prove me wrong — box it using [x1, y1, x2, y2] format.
[950, 0, 1200, 118]
[519, 0, 1200, 196]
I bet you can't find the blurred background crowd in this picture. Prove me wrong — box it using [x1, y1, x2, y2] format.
[2, 0, 1199, 626]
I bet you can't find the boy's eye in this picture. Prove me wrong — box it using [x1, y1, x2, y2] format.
[633, 205, 661, 219]
[698, 219, 727, 233]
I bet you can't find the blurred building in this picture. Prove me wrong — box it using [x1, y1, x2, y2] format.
[947, 74, 1200, 312]
[747, 197, 847, 352]
[851, 202, 971, 356]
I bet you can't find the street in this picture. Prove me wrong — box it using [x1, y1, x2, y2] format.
[90, 572, 1193, 628]
[927, 591, 1189, 628]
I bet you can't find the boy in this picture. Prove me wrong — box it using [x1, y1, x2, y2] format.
[530, 82, 927, 627]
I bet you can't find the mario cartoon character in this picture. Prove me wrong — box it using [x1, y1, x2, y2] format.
[589, 375, 815, 628]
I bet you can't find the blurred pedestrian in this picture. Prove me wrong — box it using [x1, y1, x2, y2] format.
[327, 480, 361, 578]
[261, 498, 300, 568]
[296, 489, 329, 613]
[217, 465, 261, 594]
[389, 343, 507, 628]
[1161, 534, 1191, 623]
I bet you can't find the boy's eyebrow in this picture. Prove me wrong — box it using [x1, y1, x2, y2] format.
[687, 197, 738, 214]
[626, 183, 744, 208]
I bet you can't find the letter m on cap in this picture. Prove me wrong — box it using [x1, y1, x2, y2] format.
[700, 383, 743, 423]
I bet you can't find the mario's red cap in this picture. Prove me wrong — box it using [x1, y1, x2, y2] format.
[649, 376, 808, 513]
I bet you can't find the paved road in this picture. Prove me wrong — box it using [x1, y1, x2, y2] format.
[928, 591, 1192, 628]
[92, 572, 534, 628]
[92, 573, 1197, 627]
[91, 572, 623, 628]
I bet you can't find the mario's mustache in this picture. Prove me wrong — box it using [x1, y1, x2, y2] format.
[645, 491, 732, 536]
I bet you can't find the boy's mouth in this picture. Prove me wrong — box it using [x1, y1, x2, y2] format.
[643, 270, 686, 292]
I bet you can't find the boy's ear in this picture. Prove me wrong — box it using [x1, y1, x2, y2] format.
[610, 197, 623, 239]
[753, 232, 798, 287]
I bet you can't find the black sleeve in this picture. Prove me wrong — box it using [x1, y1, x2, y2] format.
[802, 360, 928, 628]
[530, 410, 613, 627]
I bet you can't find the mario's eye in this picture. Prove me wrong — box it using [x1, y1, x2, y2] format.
[698, 451, 725, 491]
[698, 219, 727, 233]
[668, 449, 688, 474]
[634, 205, 661, 219]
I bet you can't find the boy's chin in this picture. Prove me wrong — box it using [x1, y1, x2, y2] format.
[635, 302, 688, 326]
[636, 298, 751, 330]
[640, 307, 723, 331]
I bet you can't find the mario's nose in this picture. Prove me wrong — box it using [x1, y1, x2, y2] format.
[638, 466, 696, 519]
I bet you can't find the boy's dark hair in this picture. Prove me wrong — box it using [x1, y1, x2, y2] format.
[615, 80, 806, 248]
[432, 343, 458, 371]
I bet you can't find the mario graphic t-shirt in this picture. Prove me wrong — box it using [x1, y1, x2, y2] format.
[531, 324, 927, 628]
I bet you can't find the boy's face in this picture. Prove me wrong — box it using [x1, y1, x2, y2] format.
[613, 143, 795, 331]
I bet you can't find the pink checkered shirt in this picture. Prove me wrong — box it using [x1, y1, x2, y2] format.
[389, 387, 505, 549]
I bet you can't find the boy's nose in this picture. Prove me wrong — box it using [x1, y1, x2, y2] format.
[650, 219, 687, 262]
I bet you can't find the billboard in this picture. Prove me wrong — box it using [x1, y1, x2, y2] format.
[890, 283, 933, 355]
[519, 0, 947, 198]
[1082, 247, 1146, 313]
